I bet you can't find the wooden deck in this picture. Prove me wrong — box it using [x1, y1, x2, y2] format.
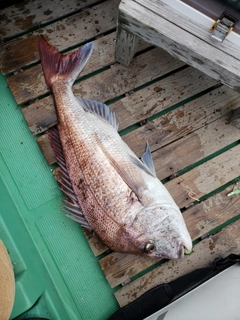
[1, 0, 240, 312]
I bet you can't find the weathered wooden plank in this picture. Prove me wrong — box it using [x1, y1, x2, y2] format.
[22, 66, 216, 134]
[183, 185, 240, 240]
[122, 86, 240, 157]
[21, 96, 57, 134]
[166, 144, 240, 209]
[1, 0, 120, 74]
[115, 209, 240, 306]
[117, 0, 240, 66]
[8, 46, 183, 105]
[72, 48, 183, 102]
[1, 36, 39, 75]
[99, 252, 157, 288]
[82, 228, 108, 256]
[154, 114, 240, 180]
[0, 0, 100, 40]
[117, 0, 240, 91]
[36, 134, 56, 165]
[98, 143, 240, 287]
[5, 32, 119, 103]
[110, 67, 216, 131]
[167, 144, 240, 208]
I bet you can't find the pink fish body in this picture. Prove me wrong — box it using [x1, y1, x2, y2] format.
[38, 36, 192, 259]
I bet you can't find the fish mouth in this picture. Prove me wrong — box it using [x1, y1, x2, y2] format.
[179, 242, 193, 258]
[175, 239, 193, 259]
[158, 242, 192, 260]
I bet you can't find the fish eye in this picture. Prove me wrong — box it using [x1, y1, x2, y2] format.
[144, 242, 156, 253]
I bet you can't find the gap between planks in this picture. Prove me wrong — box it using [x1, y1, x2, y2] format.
[0, 0, 104, 40]
[7, 45, 182, 105]
[22, 66, 215, 135]
[123, 86, 240, 157]
[0, 0, 120, 74]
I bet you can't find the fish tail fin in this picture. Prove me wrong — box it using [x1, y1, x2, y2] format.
[38, 35, 93, 90]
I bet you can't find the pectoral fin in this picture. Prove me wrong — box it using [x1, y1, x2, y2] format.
[141, 143, 156, 177]
[95, 135, 150, 198]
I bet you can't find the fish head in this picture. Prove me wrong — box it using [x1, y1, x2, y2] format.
[131, 204, 192, 259]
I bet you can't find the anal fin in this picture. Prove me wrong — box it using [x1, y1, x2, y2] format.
[48, 127, 92, 230]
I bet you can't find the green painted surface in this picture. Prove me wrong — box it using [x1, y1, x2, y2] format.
[0, 73, 118, 319]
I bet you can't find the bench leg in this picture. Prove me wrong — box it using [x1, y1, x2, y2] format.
[115, 25, 138, 66]
[229, 107, 240, 129]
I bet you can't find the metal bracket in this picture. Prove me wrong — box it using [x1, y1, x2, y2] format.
[211, 13, 237, 42]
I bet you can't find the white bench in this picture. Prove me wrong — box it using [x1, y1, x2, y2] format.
[115, 0, 240, 93]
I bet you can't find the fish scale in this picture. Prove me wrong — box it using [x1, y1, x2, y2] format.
[38, 35, 192, 259]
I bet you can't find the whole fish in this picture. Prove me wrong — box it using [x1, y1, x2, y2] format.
[38, 36, 192, 259]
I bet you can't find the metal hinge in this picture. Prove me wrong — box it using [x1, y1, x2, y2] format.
[211, 13, 238, 42]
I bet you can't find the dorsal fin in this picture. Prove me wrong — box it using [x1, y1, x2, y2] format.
[76, 97, 119, 130]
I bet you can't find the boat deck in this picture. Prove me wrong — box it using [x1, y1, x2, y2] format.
[1, 0, 240, 319]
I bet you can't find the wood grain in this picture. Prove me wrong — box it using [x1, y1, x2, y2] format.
[136, 0, 240, 60]
[0, 0, 100, 40]
[154, 114, 240, 180]
[36, 134, 56, 165]
[8, 46, 182, 105]
[229, 107, 240, 129]
[110, 67, 217, 131]
[1, 0, 120, 74]
[21, 96, 57, 134]
[122, 86, 240, 157]
[166, 144, 240, 208]
[82, 228, 108, 256]
[22, 66, 216, 134]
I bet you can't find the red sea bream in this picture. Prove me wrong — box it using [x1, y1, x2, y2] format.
[38, 36, 192, 259]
